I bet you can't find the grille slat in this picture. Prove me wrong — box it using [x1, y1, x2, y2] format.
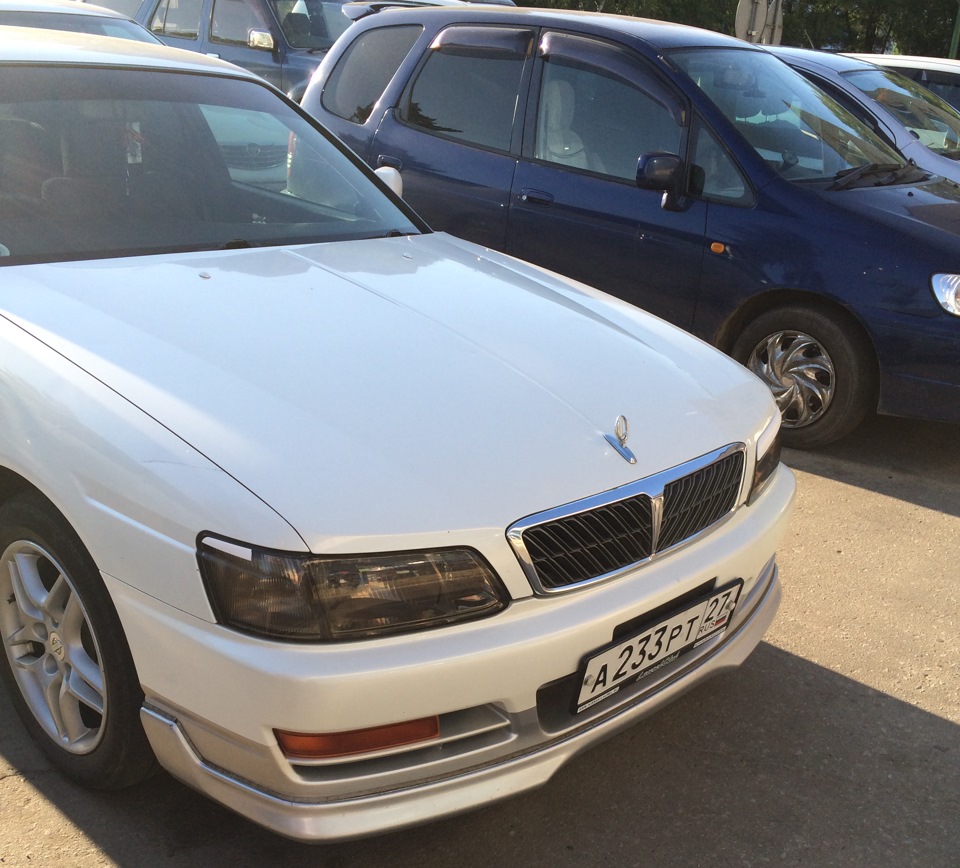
[516, 449, 745, 591]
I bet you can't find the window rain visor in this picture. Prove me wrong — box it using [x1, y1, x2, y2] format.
[0, 66, 421, 266]
[671, 48, 905, 184]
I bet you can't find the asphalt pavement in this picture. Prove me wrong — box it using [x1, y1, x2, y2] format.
[1, 413, 958, 867]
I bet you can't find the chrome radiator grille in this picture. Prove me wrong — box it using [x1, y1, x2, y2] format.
[508, 446, 745, 593]
[219, 144, 288, 170]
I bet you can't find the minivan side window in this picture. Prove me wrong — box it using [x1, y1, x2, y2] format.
[149, 0, 203, 39]
[400, 26, 533, 152]
[322, 25, 423, 124]
[534, 33, 683, 182]
[536, 61, 681, 180]
[689, 122, 752, 204]
[210, 0, 271, 45]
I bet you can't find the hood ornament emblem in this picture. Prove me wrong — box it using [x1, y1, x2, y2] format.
[605, 415, 637, 464]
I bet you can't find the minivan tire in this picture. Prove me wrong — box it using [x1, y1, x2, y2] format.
[732, 305, 877, 449]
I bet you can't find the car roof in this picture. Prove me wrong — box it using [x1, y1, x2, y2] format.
[0, 24, 259, 74]
[0, 0, 129, 19]
[767, 45, 879, 75]
[344, 5, 757, 52]
[845, 53, 960, 72]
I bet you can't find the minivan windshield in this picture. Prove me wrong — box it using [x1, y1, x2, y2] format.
[0, 65, 421, 265]
[844, 66, 960, 157]
[672, 48, 908, 186]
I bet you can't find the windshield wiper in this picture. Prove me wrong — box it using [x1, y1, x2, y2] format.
[219, 239, 253, 250]
[827, 162, 904, 191]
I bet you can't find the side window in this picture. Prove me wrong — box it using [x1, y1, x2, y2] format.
[536, 61, 682, 180]
[923, 72, 960, 112]
[690, 122, 752, 204]
[210, 0, 271, 45]
[149, 0, 203, 39]
[269, 0, 352, 51]
[400, 26, 532, 152]
[321, 25, 423, 124]
[534, 33, 683, 182]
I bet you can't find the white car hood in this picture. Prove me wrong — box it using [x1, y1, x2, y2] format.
[1, 234, 773, 551]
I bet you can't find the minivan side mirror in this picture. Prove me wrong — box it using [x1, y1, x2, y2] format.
[636, 152, 688, 212]
[248, 29, 275, 51]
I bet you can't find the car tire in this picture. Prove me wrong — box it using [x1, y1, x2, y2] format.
[732, 306, 876, 449]
[0, 493, 156, 789]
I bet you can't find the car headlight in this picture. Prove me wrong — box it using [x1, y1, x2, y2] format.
[198, 536, 508, 641]
[931, 274, 960, 315]
[748, 413, 782, 504]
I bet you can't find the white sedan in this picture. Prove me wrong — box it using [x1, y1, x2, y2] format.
[0, 28, 795, 841]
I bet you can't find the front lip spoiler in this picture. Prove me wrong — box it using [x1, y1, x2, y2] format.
[139, 560, 782, 843]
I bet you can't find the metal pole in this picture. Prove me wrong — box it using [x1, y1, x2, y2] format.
[951, 1, 960, 58]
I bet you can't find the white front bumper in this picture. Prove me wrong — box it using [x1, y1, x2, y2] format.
[111, 465, 795, 841]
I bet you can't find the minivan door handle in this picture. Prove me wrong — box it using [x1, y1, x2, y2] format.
[377, 155, 402, 170]
[519, 188, 554, 206]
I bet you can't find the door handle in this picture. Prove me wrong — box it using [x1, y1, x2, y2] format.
[519, 188, 554, 206]
[377, 155, 402, 170]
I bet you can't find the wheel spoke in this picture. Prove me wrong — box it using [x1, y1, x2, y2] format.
[8, 552, 47, 620]
[41, 573, 71, 626]
[42, 663, 70, 741]
[64, 664, 105, 716]
[59, 671, 101, 745]
[2, 619, 45, 654]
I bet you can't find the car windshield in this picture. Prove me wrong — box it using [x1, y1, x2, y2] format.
[844, 66, 960, 157]
[0, 12, 159, 42]
[0, 65, 421, 266]
[672, 47, 907, 185]
[268, 0, 351, 51]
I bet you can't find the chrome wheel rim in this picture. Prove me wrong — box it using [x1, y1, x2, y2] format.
[0, 540, 106, 754]
[746, 330, 836, 428]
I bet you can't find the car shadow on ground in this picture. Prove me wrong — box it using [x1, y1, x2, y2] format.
[783, 414, 960, 517]
[2, 643, 957, 866]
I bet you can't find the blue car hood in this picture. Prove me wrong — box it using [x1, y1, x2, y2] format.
[818, 175, 960, 246]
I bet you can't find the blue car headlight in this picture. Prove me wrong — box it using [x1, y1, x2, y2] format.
[931, 274, 960, 316]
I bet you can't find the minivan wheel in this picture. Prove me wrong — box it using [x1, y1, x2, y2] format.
[732, 306, 876, 449]
[0, 494, 156, 789]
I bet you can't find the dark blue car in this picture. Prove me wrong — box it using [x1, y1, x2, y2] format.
[301, 7, 960, 447]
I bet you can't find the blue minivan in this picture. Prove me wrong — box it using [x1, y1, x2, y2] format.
[302, 7, 960, 447]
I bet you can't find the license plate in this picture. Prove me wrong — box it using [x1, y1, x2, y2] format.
[575, 580, 743, 714]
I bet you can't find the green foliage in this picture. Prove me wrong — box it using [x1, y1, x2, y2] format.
[525, 0, 960, 57]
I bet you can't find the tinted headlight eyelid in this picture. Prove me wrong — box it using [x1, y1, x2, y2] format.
[748, 427, 783, 505]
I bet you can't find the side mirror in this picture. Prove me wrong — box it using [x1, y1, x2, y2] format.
[248, 29, 275, 51]
[636, 152, 689, 212]
[375, 166, 403, 198]
[636, 152, 682, 191]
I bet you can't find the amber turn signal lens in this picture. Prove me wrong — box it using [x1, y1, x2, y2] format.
[276, 717, 440, 759]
